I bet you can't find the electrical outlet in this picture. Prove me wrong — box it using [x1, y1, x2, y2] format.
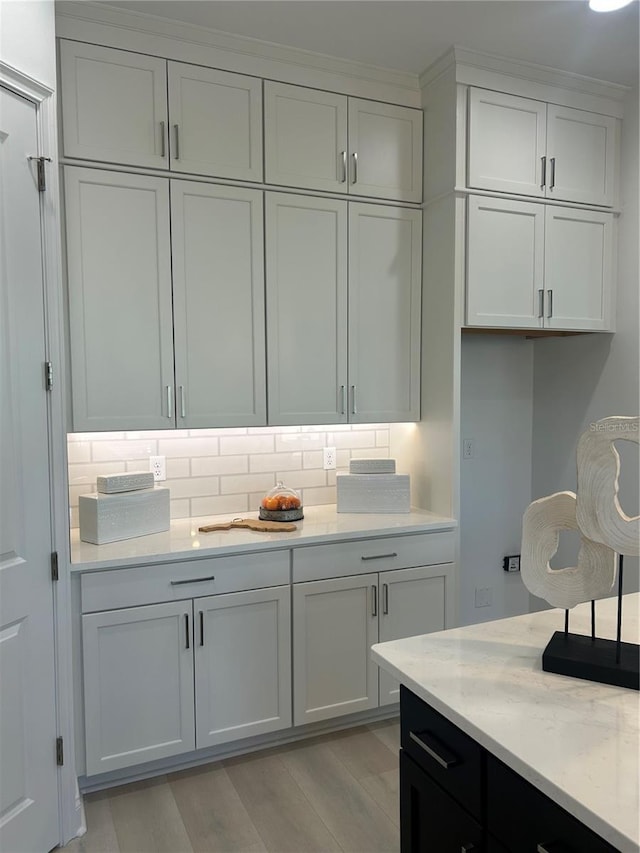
[463, 439, 474, 459]
[323, 446, 337, 470]
[503, 554, 521, 572]
[149, 455, 166, 482]
[475, 586, 492, 608]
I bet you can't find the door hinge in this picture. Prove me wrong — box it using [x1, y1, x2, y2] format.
[56, 736, 64, 766]
[28, 156, 52, 192]
[45, 361, 53, 391]
[51, 551, 59, 582]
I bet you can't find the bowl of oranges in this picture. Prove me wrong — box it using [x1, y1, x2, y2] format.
[259, 481, 304, 522]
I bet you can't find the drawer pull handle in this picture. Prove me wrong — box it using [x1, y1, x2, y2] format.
[371, 584, 377, 617]
[383, 582, 389, 614]
[184, 613, 190, 650]
[409, 730, 459, 769]
[159, 121, 166, 158]
[171, 575, 216, 586]
[199, 610, 204, 647]
[361, 552, 398, 561]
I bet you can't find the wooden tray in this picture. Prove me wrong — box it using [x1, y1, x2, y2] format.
[198, 517, 297, 533]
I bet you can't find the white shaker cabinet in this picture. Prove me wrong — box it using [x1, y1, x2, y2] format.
[167, 63, 262, 181]
[59, 41, 168, 169]
[64, 168, 175, 430]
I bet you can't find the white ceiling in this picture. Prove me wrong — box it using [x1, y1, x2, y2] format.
[98, 0, 639, 87]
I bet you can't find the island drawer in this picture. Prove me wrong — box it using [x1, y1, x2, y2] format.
[80, 550, 290, 613]
[401, 685, 483, 821]
[487, 755, 617, 853]
[293, 531, 454, 582]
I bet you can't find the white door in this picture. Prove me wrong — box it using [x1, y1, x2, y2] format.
[59, 40, 168, 169]
[467, 88, 547, 198]
[292, 574, 379, 726]
[466, 195, 545, 329]
[348, 98, 423, 202]
[171, 181, 266, 428]
[348, 203, 421, 422]
[265, 192, 348, 425]
[546, 105, 617, 207]
[0, 86, 59, 853]
[264, 81, 348, 193]
[82, 601, 195, 776]
[544, 207, 614, 332]
[194, 587, 291, 748]
[378, 564, 454, 705]
[64, 167, 175, 430]
[168, 62, 262, 181]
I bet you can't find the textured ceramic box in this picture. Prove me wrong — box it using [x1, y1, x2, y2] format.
[349, 458, 396, 474]
[336, 473, 410, 513]
[96, 471, 154, 493]
[79, 487, 170, 544]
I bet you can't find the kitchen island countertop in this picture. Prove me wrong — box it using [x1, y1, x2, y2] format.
[372, 593, 640, 852]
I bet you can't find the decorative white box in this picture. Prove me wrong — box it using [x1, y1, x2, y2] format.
[349, 458, 396, 474]
[79, 487, 170, 544]
[337, 473, 410, 513]
[96, 471, 154, 493]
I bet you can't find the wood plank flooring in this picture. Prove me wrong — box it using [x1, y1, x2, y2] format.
[60, 719, 400, 853]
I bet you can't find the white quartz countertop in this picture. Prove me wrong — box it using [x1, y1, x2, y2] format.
[372, 593, 640, 852]
[70, 504, 456, 570]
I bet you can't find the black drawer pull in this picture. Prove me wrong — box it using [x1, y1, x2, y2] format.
[361, 552, 398, 561]
[171, 575, 215, 586]
[409, 730, 459, 769]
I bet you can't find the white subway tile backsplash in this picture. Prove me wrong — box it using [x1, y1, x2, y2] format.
[158, 437, 219, 457]
[376, 430, 390, 447]
[191, 456, 248, 477]
[327, 430, 377, 449]
[281, 469, 326, 490]
[66, 441, 91, 464]
[166, 458, 191, 479]
[303, 485, 337, 506]
[303, 450, 323, 469]
[250, 452, 302, 473]
[168, 477, 220, 500]
[274, 432, 325, 453]
[92, 439, 157, 462]
[192, 494, 248, 518]
[170, 499, 191, 519]
[220, 472, 275, 495]
[68, 461, 126, 485]
[220, 434, 274, 455]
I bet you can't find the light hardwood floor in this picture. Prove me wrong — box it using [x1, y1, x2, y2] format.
[61, 719, 400, 853]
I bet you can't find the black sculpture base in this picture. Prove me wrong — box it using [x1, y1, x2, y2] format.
[543, 631, 639, 690]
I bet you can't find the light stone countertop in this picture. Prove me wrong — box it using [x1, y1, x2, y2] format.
[372, 593, 640, 852]
[70, 503, 456, 570]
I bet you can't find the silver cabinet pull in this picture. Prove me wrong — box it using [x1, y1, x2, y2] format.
[351, 151, 358, 184]
[340, 150, 347, 183]
[179, 385, 186, 418]
[173, 124, 180, 160]
[199, 611, 204, 647]
[371, 584, 377, 617]
[547, 289, 553, 319]
[540, 155, 546, 189]
[383, 583, 389, 615]
[184, 613, 190, 650]
[171, 575, 216, 586]
[339, 385, 346, 415]
[549, 157, 555, 190]
[409, 730, 458, 769]
[538, 289, 544, 318]
[361, 552, 398, 561]
[351, 385, 357, 415]
[166, 385, 173, 418]
[160, 121, 166, 158]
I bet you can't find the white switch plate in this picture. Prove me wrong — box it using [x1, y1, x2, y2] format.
[149, 455, 166, 481]
[323, 447, 336, 470]
[475, 586, 492, 607]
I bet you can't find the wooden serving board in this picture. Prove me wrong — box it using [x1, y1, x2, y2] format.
[198, 518, 297, 533]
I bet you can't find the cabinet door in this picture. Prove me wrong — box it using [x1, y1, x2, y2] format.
[266, 193, 348, 425]
[82, 601, 195, 776]
[168, 62, 262, 181]
[348, 204, 421, 422]
[378, 564, 454, 705]
[544, 207, 614, 331]
[466, 195, 545, 329]
[64, 168, 175, 430]
[468, 87, 546, 198]
[194, 587, 291, 748]
[348, 99, 423, 202]
[264, 82, 348, 193]
[293, 574, 378, 725]
[546, 105, 617, 207]
[171, 181, 266, 427]
[59, 41, 168, 169]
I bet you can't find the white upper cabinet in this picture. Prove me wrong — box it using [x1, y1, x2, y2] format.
[167, 63, 263, 181]
[60, 41, 168, 169]
[171, 182, 266, 427]
[468, 87, 618, 207]
[264, 82, 422, 202]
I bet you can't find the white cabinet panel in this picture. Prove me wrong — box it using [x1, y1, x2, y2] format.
[82, 601, 195, 776]
[544, 208, 613, 331]
[349, 98, 423, 202]
[264, 82, 347, 192]
[168, 62, 262, 181]
[64, 168, 175, 430]
[194, 586, 291, 747]
[466, 196, 545, 329]
[59, 41, 168, 169]
[266, 193, 348, 425]
[349, 204, 421, 422]
[171, 181, 266, 427]
[293, 574, 378, 725]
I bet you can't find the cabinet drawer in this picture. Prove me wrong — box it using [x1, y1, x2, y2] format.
[81, 550, 290, 613]
[292, 531, 454, 582]
[487, 756, 617, 853]
[401, 686, 483, 821]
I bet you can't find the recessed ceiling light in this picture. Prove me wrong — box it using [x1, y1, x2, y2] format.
[589, 0, 635, 11]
